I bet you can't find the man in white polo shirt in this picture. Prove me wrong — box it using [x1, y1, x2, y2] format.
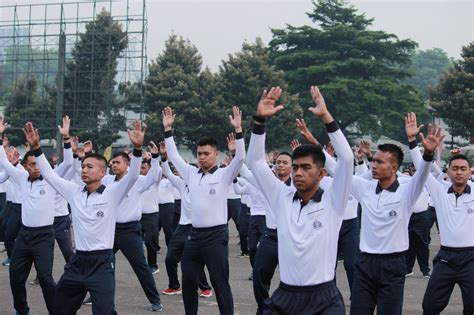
[162, 105, 244, 315]
[248, 86, 353, 314]
[23, 119, 145, 315]
[349, 115, 443, 315]
[405, 112, 474, 315]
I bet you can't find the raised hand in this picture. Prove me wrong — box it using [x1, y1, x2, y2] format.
[221, 155, 230, 167]
[450, 148, 461, 156]
[148, 140, 159, 155]
[58, 115, 71, 138]
[142, 150, 152, 160]
[360, 140, 372, 158]
[71, 136, 79, 154]
[309, 86, 332, 123]
[158, 141, 168, 160]
[229, 106, 242, 132]
[128, 119, 146, 149]
[227, 132, 236, 154]
[405, 112, 424, 142]
[419, 124, 444, 155]
[290, 139, 301, 151]
[22, 122, 41, 150]
[162, 107, 175, 131]
[255, 87, 284, 118]
[324, 142, 335, 157]
[83, 140, 93, 154]
[295, 118, 318, 145]
[354, 147, 364, 161]
[52, 153, 58, 164]
[0, 117, 7, 134]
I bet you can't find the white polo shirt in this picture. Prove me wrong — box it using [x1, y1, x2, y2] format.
[411, 146, 474, 247]
[234, 178, 266, 216]
[35, 147, 142, 251]
[165, 130, 245, 228]
[105, 157, 162, 223]
[162, 160, 192, 225]
[247, 121, 353, 286]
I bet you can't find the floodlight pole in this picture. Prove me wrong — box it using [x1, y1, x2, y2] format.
[56, 3, 66, 160]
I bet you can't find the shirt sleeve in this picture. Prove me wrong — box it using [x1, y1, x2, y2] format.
[325, 121, 354, 216]
[247, 124, 285, 213]
[222, 133, 246, 185]
[135, 157, 162, 194]
[34, 148, 79, 202]
[0, 170, 10, 183]
[234, 178, 251, 195]
[54, 145, 73, 177]
[409, 146, 443, 203]
[323, 150, 337, 177]
[0, 144, 28, 184]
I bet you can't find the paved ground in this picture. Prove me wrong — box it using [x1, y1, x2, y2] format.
[0, 225, 464, 314]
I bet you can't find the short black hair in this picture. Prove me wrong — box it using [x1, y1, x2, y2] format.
[276, 151, 292, 160]
[22, 151, 35, 165]
[378, 143, 404, 167]
[141, 159, 151, 166]
[292, 144, 325, 168]
[197, 137, 218, 149]
[83, 153, 108, 171]
[449, 154, 470, 167]
[112, 152, 130, 162]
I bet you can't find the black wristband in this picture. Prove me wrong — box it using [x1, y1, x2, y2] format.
[422, 152, 434, 162]
[133, 148, 142, 157]
[161, 157, 167, 162]
[252, 123, 265, 135]
[164, 130, 173, 138]
[325, 120, 339, 133]
[408, 140, 418, 150]
[64, 142, 71, 149]
[33, 148, 43, 157]
[73, 154, 79, 159]
[235, 132, 243, 140]
[367, 156, 373, 162]
[151, 153, 159, 159]
[358, 160, 364, 165]
[253, 115, 266, 124]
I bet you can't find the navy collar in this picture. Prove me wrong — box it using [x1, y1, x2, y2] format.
[293, 187, 325, 203]
[82, 184, 106, 195]
[447, 184, 471, 195]
[28, 175, 44, 182]
[376, 179, 400, 194]
[284, 176, 292, 186]
[198, 165, 218, 175]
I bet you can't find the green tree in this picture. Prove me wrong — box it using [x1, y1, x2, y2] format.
[2, 75, 56, 146]
[216, 38, 303, 150]
[404, 48, 452, 100]
[61, 9, 127, 149]
[144, 34, 227, 151]
[431, 42, 474, 142]
[269, 0, 426, 143]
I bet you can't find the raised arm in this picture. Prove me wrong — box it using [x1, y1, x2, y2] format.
[0, 118, 28, 184]
[23, 122, 78, 201]
[135, 141, 162, 194]
[54, 116, 73, 177]
[222, 110, 246, 184]
[162, 107, 196, 182]
[110, 119, 144, 206]
[233, 177, 251, 196]
[247, 87, 286, 210]
[404, 113, 444, 209]
[308, 86, 353, 214]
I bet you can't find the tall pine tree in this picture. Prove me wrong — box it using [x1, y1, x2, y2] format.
[269, 0, 426, 142]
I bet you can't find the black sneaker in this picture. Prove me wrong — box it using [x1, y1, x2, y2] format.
[83, 296, 92, 305]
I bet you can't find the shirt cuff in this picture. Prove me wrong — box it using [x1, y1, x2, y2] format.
[422, 152, 434, 162]
[235, 132, 243, 139]
[151, 153, 159, 159]
[64, 142, 72, 149]
[33, 148, 43, 157]
[252, 123, 265, 135]
[408, 140, 418, 150]
[325, 120, 339, 133]
[164, 130, 173, 138]
[133, 148, 142, 157]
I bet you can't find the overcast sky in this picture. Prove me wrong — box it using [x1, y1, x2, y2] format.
[1, 0, 473, 71]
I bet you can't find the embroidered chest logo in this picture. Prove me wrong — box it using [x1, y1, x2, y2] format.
[209, 188, 216, 195]
[389, 210, 398, 217]
[313, 220, 323, 230]
[467, 208, 473, 214]
[96, 210, 104, 218]
[39, 189, 45, 195]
